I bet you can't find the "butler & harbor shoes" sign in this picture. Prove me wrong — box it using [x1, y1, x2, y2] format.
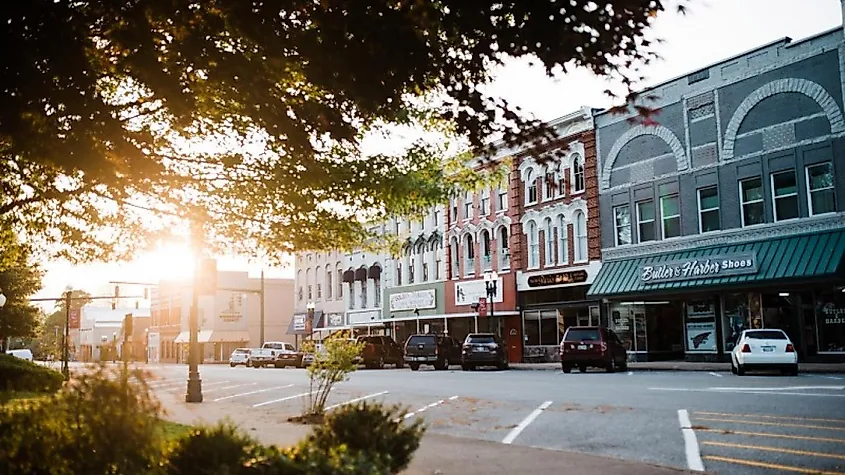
[527, 270, 589, 287]
[640, 252, 758, 284]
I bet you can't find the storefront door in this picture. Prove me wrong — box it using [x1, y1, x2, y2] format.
[504, 315, 522, 363]
[762, 293, 801, 349]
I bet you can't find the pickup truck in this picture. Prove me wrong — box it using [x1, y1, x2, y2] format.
[247, 342, 302, 368]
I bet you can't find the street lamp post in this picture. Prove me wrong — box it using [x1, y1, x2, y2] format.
[0, 292, 6, 352]
[483, 271, 498, 334]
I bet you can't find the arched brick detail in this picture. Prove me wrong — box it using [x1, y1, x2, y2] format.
[722, 78, 845, 160]
[601, 125, 687, 190]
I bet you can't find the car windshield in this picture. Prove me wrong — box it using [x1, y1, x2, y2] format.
[745, 330, 787, 340]
[357, 336, 381, 344]
[233, 349, 249, 354]
[564, 328, 601, 342]
[466, 335, 496, 344]
[407, 335, 435, 345]
[264, 343, 285, 349]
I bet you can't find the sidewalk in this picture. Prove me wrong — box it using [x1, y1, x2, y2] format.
[160, 395, 700, 475]
[511, 361, 845, 373]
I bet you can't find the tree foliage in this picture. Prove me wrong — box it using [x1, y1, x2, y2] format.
[302, 333, 364, 416]
[0, 240, 43, 345]
[1, 0, 687, 261]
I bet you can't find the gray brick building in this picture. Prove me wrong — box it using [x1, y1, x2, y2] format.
[588, 26, 845, 363]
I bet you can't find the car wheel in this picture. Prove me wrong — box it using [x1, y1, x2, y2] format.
[229, 362, 236, 367]
[409, 363, 420, 371]
[736, 363, 745, 376]
[619, 359, 628, 371]
[561, 364, 572, 374]
[606, 357, 617, 373]
[498, 360, 509, 371]
[376, 357, 385, 369]
[787, 364, 799, 376]
[274, 363, 283, 369]
[461, 364, 469, 371]
[579, 365, 587, 373]
[730, 360, 738, 375]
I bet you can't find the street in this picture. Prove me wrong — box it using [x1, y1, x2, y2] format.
[140, 364, 845, 475]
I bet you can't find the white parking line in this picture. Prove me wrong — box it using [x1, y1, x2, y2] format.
[213, 384, 294, 402]
[651, 387, 845, 397]
[823, 376, 844, 380]
[708, 372, 723, 378]
[324, 391, 389, 411]
[627, 371, 634, 376]
[203, 383, 257, 394]
[253, 388, 332, 408]
[400, 396, 458, 421]
[502, 401, 552, 445]
[677, 409, 705, 472]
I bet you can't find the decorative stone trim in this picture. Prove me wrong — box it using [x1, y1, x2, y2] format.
[519, 199, 588, 230]
[602, 213, 845, 261]
[600, 125, 688, 190]
[722, 78, 845, 160]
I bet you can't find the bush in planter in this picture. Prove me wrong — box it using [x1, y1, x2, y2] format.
[0, 353, 64, 394]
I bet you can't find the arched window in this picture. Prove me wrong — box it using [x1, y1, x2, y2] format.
[498, 226, 510, 270]
[325, 265, 333, 299]
[525, 169, 538, 204]
[557, 215, 569, 265]
[544, 217, 555, 265]
[543, 166, 555, 201]
[527, 221, 539, 268]
[574, 211, 587, 262]
[305, 268, 313, 301]
[572, 155, 585, 193]
[450, 237, 460, 279]
[464, 233, 475, 276]
[297, 270, 303, 301]
[480, 230, 492, 270]
[336, 263, 343, 299]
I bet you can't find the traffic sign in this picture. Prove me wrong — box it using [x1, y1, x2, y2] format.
[478, 297, 488, 317]
[68, 308, 80, 329]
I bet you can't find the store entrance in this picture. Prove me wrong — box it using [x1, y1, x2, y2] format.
[761, 293, 802, 353]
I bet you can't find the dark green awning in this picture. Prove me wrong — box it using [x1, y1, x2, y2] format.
[587, 229, 845, 298]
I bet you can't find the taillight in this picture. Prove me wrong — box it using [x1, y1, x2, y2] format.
[741, 344, 751, 353]
[785, 343, 795, 352]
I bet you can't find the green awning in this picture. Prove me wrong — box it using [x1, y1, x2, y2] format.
[587, 229, 845, 298]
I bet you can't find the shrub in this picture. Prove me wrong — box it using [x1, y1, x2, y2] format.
[305, 401, 425, 474]
[302, 333, 364, 416]
[0, 354, 63, 394]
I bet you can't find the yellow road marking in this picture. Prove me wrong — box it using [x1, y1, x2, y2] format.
[694, 417, 845, 432]
[695, 428, 845, 444]
[694, 411, 845, 424]
[702, 440, 845, 460]
[703, 455, 845, 474]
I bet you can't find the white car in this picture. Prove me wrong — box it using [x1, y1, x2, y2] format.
[730, 329, 798, 376]
[6, 349, 33, 362]
[229, 348, 251, 367]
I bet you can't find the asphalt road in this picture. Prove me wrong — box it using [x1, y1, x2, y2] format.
[142, 363, 845, 475]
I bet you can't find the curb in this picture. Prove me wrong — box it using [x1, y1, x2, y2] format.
[509, 365, 845, 374]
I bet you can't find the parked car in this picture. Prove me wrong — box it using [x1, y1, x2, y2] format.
[403, 334, 461, 371]
[248, 341, 301, 368]
[356, 335, 404, 369]
[559, 326, 628, 373]
[228, 348, 250, 367]
[461, 333, 508, 371]
[730, 329, 798, 376]
[5, 349, 33, 362]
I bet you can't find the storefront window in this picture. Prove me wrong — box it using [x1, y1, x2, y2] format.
[540, 310, 558, 345]
[610, 307, 634, 351]
[447, 317, 473, 343]
[722, 293, 749, 352]
[815, 291, 845, 353]
[685, 299, 717, 352]
[610, 303, 647, 352]
[523, 311, 540, 346]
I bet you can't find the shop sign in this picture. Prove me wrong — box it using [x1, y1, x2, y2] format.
[455, 277, 504, 306]
[347, 310, 381, 325]
[640, 252, 758, 284]
[293, 314, 306, 332]
[686, 322, 717, 351]
[219, 292, 245, 323]
[327, 313, 344, 327]
[389, 289, 436, 312]
[527, 270, 588, 288]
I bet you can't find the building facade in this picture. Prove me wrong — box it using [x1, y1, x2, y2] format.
[590, 27, 845, 362]
[513, 108, 604, 362]
[290, 250, 348, 343]
[343, 234, 387, 334]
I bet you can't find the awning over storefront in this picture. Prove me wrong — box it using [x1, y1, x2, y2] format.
[285, 310, 324, 335]
[588, 229, 845, 298]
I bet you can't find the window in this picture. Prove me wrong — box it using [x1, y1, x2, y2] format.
[337, 268, 343, 298]
[374, 277, 381, 305]
[498, 226, 510, 270]
[464, 234, 475, 276]
[525, 169, 538, 204]
[481, 230, 492, 270]
[480, 189, 491, 215]
[307, 285, 312, 301]
[450, 238, 459, 279]
[397, 262, 403, 286]
[544, 218, 555, 265]
[806, 163, 836, 216]
[740, 177, 765, 226]
[614, 206, 632, 246]
[771, 170, 799, 221]
[409, 260, 415, 284]
[360, 279, 368, 308]
[422, 263, 429, 282]
[636, 201, 655, 242]
[661, 194, 681, 239]
[527, 221, 539, 268]
[450, 199, 458, 222]
[498, 181, 508, 211]
[326, 268, 333, 299]
[697, 187, 720, 233]
[572, 155, 585, 193]
[557, 215, 569, 265]
[433, 208, 441, 226]
[316, 284, 322, 299]
[463, 191, 473, 219]
[574, 211, 587, 262]
[297, 270, 303, 301]
[543, 167, 555, 200]
[435, 257, 442, 280]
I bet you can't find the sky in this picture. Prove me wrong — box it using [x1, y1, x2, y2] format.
[33, 0, 841, 308]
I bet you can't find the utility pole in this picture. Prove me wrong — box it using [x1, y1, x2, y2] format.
[186, 218, 206, 403]
[260, 268, 265, 345]
[63, 291, 71, 377]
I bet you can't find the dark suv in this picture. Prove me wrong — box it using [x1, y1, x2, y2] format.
[403, 334, 461, 371]
[461, 333, 509, 371]
[560, 326, 628, 373]
[356, 336, 404, 369]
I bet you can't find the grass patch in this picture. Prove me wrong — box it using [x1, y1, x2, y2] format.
[159, 420, 193, 441]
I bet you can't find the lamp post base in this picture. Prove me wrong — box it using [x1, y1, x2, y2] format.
[185, 373, 203, 403]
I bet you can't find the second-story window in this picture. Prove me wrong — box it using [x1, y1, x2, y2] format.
[326, 269, 333, 299]
[360, 279, 367, 308]
[527, 221, 539, 268]
[433, 208, 441, 227]
[498, 181, 508, 211]
[337, 269, 343, 298]
[307, 285, 312, 301]
[661, 194, 681, 239]
[543, 167, 555, 201]
[740, 177, 765, 227]
[499, 226, 510, 270]
[435, 257, 442, 280]
[463, 191, 474, 220]
[316, 283, 322, 300]
[771, 169, 799, 222]
[636, 201, 655, 242]
[464, 234, 475, 276]
[525, 169, 538, 205]
[807, 162, 836, 216]
[450, 199, 458, 223]
[396, 262, 403, 286]
[422, 262, 429, 282]
[409, 260, 415, 284]
[374, 277, 381, 306]
[572, 155, 585, 193]
[614, 205, 632, 246]
[574, 211, 587, 262]
[481, 189, 491, 215]
[544, 218, 555, 265]
[450, 238, 459, 279]
[557, 215, 569, 265]
[481, 230, 492, 270]
[697, 187, 720, 233]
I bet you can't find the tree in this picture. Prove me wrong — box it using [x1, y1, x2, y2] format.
[1, 1, 687, 261]
[0, 243, 43, 349]
[300, 334, 365, 419]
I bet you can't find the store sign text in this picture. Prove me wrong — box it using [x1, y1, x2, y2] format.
[640, 253, 758, 284]
[389, 289, 436, 312]
[527, 270, 588, 288]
